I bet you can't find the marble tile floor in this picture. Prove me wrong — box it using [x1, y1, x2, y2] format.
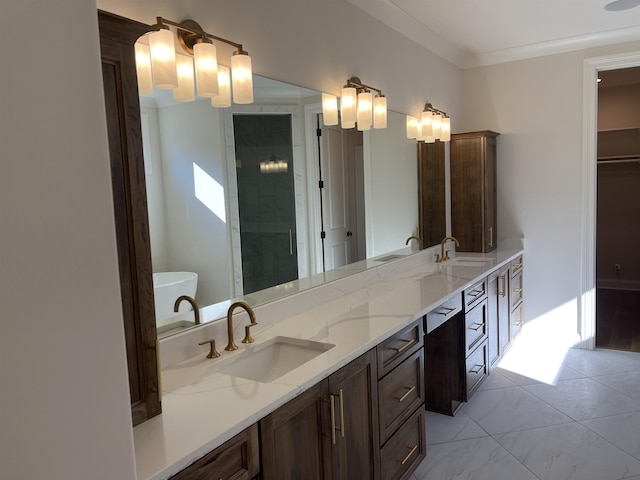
[411, 345, 640, 480]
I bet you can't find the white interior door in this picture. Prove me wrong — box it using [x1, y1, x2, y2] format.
[321, 123, 352, 270]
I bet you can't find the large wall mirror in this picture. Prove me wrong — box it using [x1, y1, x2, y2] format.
[138, 64, 446, 339]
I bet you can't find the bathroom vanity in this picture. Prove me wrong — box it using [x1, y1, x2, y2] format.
[134, 243, 524, 480]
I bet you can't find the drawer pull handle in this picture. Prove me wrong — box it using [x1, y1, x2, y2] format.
[330, 394, 337, 445]
[394, 338, 416, 354]
[488, 226, 494, 248]
[469, 322, 484, 331]
[513, 287, 522, 294]
[397, 385, 417, 403]
[339, 389, 345, 438]
[400, 445, 418, 465]
[498, 274, 506, 297]
[470, 364, 485, 374]
[436, 307, 457, 317]
[512, 262, 522, 269]
[468, 289, 484, 298]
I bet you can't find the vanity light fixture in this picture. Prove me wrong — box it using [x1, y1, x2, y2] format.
[407, 103, 451, 142]
[322, 77, 387, 130]
[140, 17, 254, 105]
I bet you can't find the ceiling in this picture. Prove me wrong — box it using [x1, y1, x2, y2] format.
[347, 0, 640, 68]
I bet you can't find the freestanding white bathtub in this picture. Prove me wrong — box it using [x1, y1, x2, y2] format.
[153, 272, 198, 329]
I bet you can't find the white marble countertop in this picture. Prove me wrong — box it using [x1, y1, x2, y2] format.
[133, 244, 524, 480]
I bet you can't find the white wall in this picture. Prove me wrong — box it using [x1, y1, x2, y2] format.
[461, 43, 640, 344]
[0, 1, 136, 479]
[365, 111, 420, 257]
[156, 100, 231, 307]
[461, 52, 585, 343]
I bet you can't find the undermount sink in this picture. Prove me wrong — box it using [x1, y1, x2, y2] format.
[216, 336, 335, 383]
[449, 257, 493, 267]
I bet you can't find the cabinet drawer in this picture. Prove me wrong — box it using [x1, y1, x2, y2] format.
[377, 320, 423, 378]
[511, 255, 523, 277]
[380, 408, 426, 480]
[464, 278, 487, 311]
[378, 349, 424, 445]
[171, 424, 259, 480]
[465, 340, 488, 400]
[511, 270, 523, 309]
[465, 299, 488, 355]
[512, 302, 524, 339]
[425, 294, 462, 334]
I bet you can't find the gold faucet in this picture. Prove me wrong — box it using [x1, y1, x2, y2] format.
[225, 301, 258, 351]
[405, 235, 423, 250]
[436, 236, 460, 263]
[174, 295, 200, 325]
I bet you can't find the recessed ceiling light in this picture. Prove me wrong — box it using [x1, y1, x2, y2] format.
[605, 0, 640, 11]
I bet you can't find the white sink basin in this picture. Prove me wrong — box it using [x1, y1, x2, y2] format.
[216, 336, 335, 383]
[449, 257, 492, 267]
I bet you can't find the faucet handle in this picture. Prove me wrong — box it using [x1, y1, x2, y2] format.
[242, 323, 258, 344]
[198, 339, 221, 359]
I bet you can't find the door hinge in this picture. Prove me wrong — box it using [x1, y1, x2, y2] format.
[321, 231, 326, 239]
[317, 128, 322, 137]
[319, 180, 324, 189]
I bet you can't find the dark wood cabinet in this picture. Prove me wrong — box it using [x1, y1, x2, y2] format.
[510, 255, 524, 340]
[328, 349, 380, 480]
[450, 131, 500, 253]
[98, 10, 160, 426]
[488, 265, 510, 370]
[260, 381, 331, 480]
[418, 140, 447, 249]
[260, 349, 379, 480]
[171, 425, 260, 480]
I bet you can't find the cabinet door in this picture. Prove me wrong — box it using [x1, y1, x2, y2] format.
[450, 131, 499, 253]
[260, 381, 332, 480]
[487, 272, 501, 369]
[498, 269, 511, 353]
[328, 349, 380, 480]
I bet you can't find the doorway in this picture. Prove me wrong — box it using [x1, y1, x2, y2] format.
[233, 113, 298, 294]
[595, 66, 640, 352]
[316, 114, 366, 272]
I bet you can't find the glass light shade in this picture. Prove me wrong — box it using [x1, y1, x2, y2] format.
[231, 52, 254, 104]
[432, 113, 442, 140]
[357, 91, 373, 131]
[134, 42, 153, 95]
[340, 86, 357, 128]
[406, 115, 419, 139]
[441, 116, 451, 142]
[421, 110, 433, 138]
[193, 42, 219, 97]
[212, 66, 231, 108]
[148, 28, 177, 89]
[373, 95, 387, 129]
[173, 54, 195, 102]
[416, 121, 425, 142]
[322, 93, 339, 126]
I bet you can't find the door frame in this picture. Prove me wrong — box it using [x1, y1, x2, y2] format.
[581, 51, 640, 349]
[223, 105, 308, 296]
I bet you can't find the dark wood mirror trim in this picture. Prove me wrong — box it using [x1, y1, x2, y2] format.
[418, 141, 446, 249]
[98, 10, 160, 426]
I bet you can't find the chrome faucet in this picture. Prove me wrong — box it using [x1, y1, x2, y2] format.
[436, 236, 460, 263]
[405, 235, 423, 250]
[225, 301, 258, 351]
[174, 295, 200, 325]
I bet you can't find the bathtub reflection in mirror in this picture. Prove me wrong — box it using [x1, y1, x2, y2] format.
[140, 76, 441, 338]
